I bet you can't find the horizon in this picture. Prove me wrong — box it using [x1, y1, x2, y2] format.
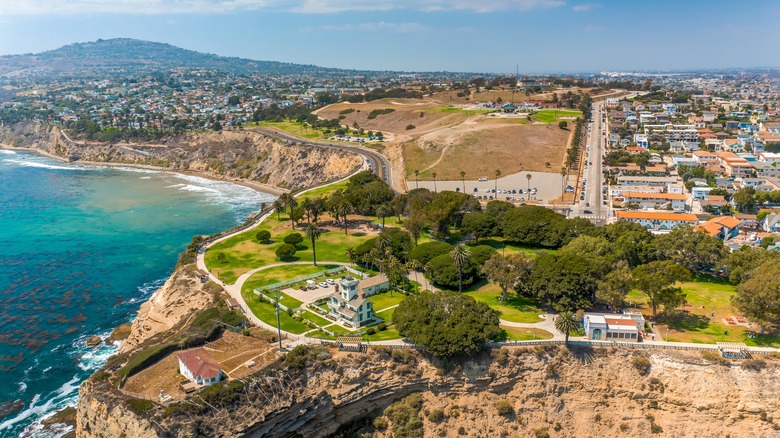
[0, 1, 779, 74]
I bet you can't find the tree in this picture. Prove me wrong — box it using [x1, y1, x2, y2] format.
[376, 205, 391, 228]
[346, 247, 358, 266]
[255, 230, 271, 243]
[432, 172, 438, 193]
[300, 198, 314, 224]
[280, 193, 298, 227]
[527, 252, 602, 312]
[410, 241, 454, 266]
[481, 253, 532, 302]
[403, 213, 424, 246]
[558, 121, 568, 129]
[275, 244, 296, 261]
[273, 199, 285, 221]
[526, 173, 532, 195]
[555, 311, 582, 346]
[733, 262, 780, 330]
[654, 226, 727, 273]
[733, 187, 756, 212]
[494, 169, 501, 194]
[393, 291, 502, 357]
[460, 170, 466, 193]
[450, 244, 471, 293]
[305, 223, 322, 266]
[596, 262, 632, 310]
[632, 261, 691, 317]
[283, 232, 304, 247]
[461, 212, 496, 243]
[414, 169, 420, 189]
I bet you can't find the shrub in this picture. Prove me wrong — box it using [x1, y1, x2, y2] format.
[367, 108, 395, 119]
[283, 233, 303, 246]
[700, 350, 731, 366]
[377, 323, 387, 331]
[406, 124, 416, 130]
[650, 423, 663, 434]
[741, 359, 766, 372]
[372, 417, 388, 430]
[339, 108, 355, 115]
[458, 427, 467, 435]
[494, 400, 514, 416]
[409, 241, 453, 265]
[533, 428, 550, 438]
[127, 399, 154, 415]
[631, 356, 651, 376]
[428, 409, 445, 422]
[427, 253, 476, 289]
[275, 244, 296, 260]
[366, 327, 376, 335]
[255, 230, 271, 243]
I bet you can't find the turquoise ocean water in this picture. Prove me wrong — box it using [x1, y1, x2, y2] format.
[0, 150, 276, 437]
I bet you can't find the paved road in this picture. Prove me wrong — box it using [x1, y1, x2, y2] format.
[249, 127, 399, 193]
[570, 99, 607, 223]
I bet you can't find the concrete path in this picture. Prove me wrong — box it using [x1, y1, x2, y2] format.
[499, 314, 564, 340]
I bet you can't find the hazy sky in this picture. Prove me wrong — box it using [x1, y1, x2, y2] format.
[0, 0, 779, 73]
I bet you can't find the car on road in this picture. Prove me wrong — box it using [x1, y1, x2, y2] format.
[478, 177, 488, 182]
[318, 282, 329, 288]
[327, 278, 335, 285]
[474, 187, 479, 192]
[584, 210, 593, 215]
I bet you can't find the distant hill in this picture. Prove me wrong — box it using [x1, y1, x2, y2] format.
[0, 38, 353, 77]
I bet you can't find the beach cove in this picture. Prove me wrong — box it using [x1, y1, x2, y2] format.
[0, 149, 276, 437]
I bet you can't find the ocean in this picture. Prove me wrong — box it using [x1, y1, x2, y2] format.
[0, 150, 276, 437]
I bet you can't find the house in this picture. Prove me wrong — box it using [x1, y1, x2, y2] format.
[614, 211, 699, 232]
[693, 150, 718, 165]
[327, 275, 389, 328]
[698, 216, 742, 241]
[617, 176, 678, 187]
[751, 161, 780, 179]
[735, 213, 760, 230]
[583, 312, 645, 342]
[623, 192, 687, 211]
[764, 213, 780, 233]
[698, 195, 729, 212]
[177, 348, 223, 387]
[633, 134, 649, 149]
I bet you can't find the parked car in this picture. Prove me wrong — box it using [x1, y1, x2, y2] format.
[327, 278, 335, 285]
[318, 282, 329, 288]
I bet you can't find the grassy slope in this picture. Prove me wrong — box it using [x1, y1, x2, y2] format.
[465, 280, 544, 323]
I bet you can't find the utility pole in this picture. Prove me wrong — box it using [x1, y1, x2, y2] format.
[274, 289, 283, 351]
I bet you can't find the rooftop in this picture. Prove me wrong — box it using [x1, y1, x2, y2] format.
[616, 211, 699, 222]
[177, 348, 221, 380]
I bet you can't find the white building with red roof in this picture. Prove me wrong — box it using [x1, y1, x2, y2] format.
[177, 348, 223, 386]
[583, 312, 646, 342]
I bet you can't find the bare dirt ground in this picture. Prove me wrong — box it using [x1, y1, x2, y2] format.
[123, 329, 277, 401]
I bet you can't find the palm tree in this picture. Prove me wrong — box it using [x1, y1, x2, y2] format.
[376, 232, 391, 254]
[305, 223, 321, 266]
[407, 259, 422, 286]
[526, 173, 533, 196]
[338, 203, 352, 235]
[432, 172, 438, 193]
[376, 205, 391, 228]
[460, 170, 466, 193]
[414, 169, 420, 189]
[449, 244, 471, 293]
[300, 198, 314, 224]
[560, 167, 567, 201]
[345, 247, 358, 266]
[272, 199, 285, 221]
[494, 169, 501, 194]
[555, 311, 582, 347]
[280, 193, 298, 227]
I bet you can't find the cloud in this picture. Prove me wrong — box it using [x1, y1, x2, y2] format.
[572, 3, 600, 12]
[322, 22, 429, 33]
[0, 0, 566, 15]
[584, 24, 605, 32]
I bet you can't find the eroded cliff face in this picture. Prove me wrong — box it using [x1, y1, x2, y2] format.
[0, 122, 360, 190]
[77, 342, 780, 438]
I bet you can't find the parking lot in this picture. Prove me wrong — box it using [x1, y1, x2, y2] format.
[284, 279, 338, 304]
[414, 171, 564, 204]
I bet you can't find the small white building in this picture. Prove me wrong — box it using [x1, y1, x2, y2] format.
[327, 275, 389, 328]
[583, 312, 646, 342]
[177, 348, 223, 386]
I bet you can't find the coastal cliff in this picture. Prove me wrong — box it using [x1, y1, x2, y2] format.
[76, 334, 780, 437]
[0, 122, 361, 191]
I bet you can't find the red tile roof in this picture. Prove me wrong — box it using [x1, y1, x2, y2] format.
[177, 348, 222, 380]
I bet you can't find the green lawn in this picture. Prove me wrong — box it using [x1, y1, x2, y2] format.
[465, 280, 544, 323]
[368, 291, 407, 312]
[251, 120, 324, 139]
[472, 238, 557, 259]
[322, 324, 355, 335]
[299, 180, 349, 200]
[241, 264, 332, 295]
[302, 309, 332, 327]
[364, 326, 402, 341]
[500, 325, 554, 341]
[307, 330, 337, 340]
[206, 211, 368, 284]
[626, 275, 780, 347]
[240, 291, 311, 334]
[530, 109, 583, 123]
[375, 307, 396, 322]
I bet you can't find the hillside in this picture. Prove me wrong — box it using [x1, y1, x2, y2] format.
[0, 38, 351, 77]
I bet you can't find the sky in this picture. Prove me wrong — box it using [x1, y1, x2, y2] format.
[0, 0, 779, 73]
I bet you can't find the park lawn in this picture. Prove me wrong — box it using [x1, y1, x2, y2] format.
[364, 326, 402, 341]
[240, 291, 310, 334]
[465, 280, 544, 323]
[322, 324, 355, 335]
[308, 330, 337, 340]
[299, 180, 349, 200]
[302, 310, 332, 327]
[531, 109, 583, 124]
[241, 265, 331, 295]
[428, 105, 493, 116]
[206, 211, 368, 283]
[625, 276, 780, 347]
[368, 291, 406, 312]
[500, 325, 554, 341]
[471, 238, 557, 259]
[251, 120, 323, 140]
[375, 307, 397, 322]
